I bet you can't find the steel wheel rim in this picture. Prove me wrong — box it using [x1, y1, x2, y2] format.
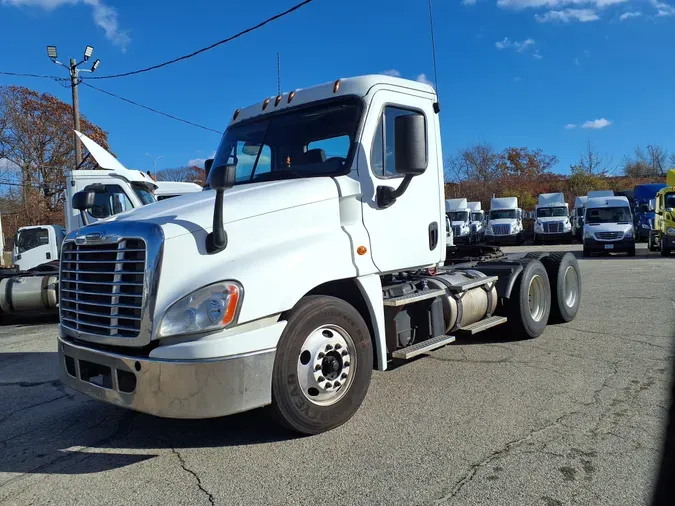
[297, 324, 356, 407]
[528, 274, 546, 322]
[563, 266, 578, 308]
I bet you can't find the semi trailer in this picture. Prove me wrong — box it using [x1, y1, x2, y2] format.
[57, 74, 582, 435]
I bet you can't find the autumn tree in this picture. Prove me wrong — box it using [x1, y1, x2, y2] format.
[496, 147, 557, 178]
[0, 85, 109, 226]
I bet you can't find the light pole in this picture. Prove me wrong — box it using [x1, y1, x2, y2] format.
[145, 153, 164, 175]
[47, 45, 101, 169]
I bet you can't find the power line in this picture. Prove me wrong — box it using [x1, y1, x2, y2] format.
[0, 71, 59, 80]
[84, 0, 314, 81]
[81, 82, 223, 134]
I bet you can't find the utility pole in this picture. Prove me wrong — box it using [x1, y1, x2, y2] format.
[47, 45, 101, 170]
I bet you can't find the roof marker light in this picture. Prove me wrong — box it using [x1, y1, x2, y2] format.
[262, 98, 271, 110]
[288, 90, 296, 103]
[233, 109, 241, 121]
[274, 94, 282, 107]
[333, 79, 341, 93]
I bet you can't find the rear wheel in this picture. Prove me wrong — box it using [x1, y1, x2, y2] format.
[541, 252, 581, 324]
[662, 245, 671, 257]
[504, 259, 551, 339]
[627, 245, 636, 257]
[582, 246, 590, 258]
[271, 295, 373, 435]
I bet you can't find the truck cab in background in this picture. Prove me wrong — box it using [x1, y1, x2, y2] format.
[155, 181, 204, 201]
[634, 183, 666, 242]
[12, 225, 66, 272]
[445, 198, 474, 244]
[572, 196, 587, 241]
[533, 192, 572, 244]
[582, 195, 635, 257]
[485, 197, 524, 245]
[467, 201, 485, 242]
[649, 169, 675, 256]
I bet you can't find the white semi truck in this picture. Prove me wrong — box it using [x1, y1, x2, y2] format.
[572, 196, 588, 241]
[0, 132, 200, 318]
[485, 196, 524, 245]
[445, 198, 474, 244]
[533, 192, 572, 244]
[468, 201, 485, 242]
[57, 75, 582, 435]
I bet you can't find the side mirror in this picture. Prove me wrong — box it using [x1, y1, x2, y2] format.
[204, 158, 213, 181]
[72, 190, 95, 226]
[376, 114, 427, 209]
[206, 164, 237, 254]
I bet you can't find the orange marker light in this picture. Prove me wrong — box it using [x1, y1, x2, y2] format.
[357, 245, 367, 256]
[232, 109, 241, 121]
[333, 79, 341, 93]
[275, 94, 282, 106]
[288, 90, 296, 103]
[222, 285, 240, 326]
[262, 98, 271, 110]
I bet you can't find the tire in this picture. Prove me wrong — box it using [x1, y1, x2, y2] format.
[523, 252, 548, 260]
[503, 259, 551, 339]
[627, 246, 636, 257]
[533, 233, 539, 245]
[271, 295, 373, 435]
[662, 245, 671, 257]
[648, 233, 657, 252]
[541, 252, 581, 324]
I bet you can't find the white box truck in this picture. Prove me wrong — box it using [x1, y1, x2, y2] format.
[485, 197, 524, 245]
[57, 75, 582, 435]
[533, 192, 572, 244]
[445, 198, 475, 244]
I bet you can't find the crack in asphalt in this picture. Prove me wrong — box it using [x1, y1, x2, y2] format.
[0, 394, 69, 425]
[171, 448, 215, 505]
[433, 411, 578, 504]
[0, 380, 61, 388]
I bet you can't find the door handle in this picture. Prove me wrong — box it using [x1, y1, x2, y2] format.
[428, 222, 439, 250]
[46, 252, 51, 259]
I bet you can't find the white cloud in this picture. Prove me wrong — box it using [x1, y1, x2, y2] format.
[564, 123, 577, 129]
[462, 0, 477, 5]
[1, 0, 130, 50]
[187, 151, 216, 168]
[495, 37, 536, 52]
[652, 0, 675, 16]
[514, 76, 522, 82]
[381, 69, 401, 77]
[535, 8, 600, 22]
[498, 0, 626, 8]
[584, 49, 591, 57]
[574, 57, 580, 65]
[582, 118, 612, 129]
[619, 10, 642, 19]
[416, 73, 435, 87]
[533, 50, 543, 59]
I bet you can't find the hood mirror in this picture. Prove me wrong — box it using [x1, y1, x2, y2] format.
[206, 163, 237, 254]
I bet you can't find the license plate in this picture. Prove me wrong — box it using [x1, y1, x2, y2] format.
[604, 244, 614, 250]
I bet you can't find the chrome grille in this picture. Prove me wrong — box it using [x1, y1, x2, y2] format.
[543, 222, 563, 233]
[453, 225, 462, 237]
[60, 239, 146, 338]
[595, 231, 623, 240]
[492, 224, 511, 235]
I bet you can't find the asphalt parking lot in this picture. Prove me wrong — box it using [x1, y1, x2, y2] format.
[0, 243, 673, 506]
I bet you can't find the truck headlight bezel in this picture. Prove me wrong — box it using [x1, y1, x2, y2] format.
[157, 280, 243, 338]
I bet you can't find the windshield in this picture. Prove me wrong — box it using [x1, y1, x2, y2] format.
[490, 209, 517, 220]
[537, 207, 567, 218]
[448, 211, 469, 222]
[209, 98, 362, 186]
[666, 193, 675, 209]
[585, 206, 632, 224]
[132, 183, 156, 206]
[471, 212, 482, 222]
[638, 203, 651, 213]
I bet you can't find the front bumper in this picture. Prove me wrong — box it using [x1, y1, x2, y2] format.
[485, 233, 519, 244]
[663, 235, 675, 248]
[58, 335, 276, 419]
[584, 237, 634, 252]
[535, 230, 573, 240]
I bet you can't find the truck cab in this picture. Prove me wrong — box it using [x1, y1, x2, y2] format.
[12, 225, 66, 271]
[650, 170, 675, 256]
[467, 201, 485, 242]
[445, 198, 474, 244]
[572, 196, 587, 241]
[634, 183, 667, 242]
[485, 197, 524, 245]
[533, 192, 572, 244]
[582, 196, 635, 257]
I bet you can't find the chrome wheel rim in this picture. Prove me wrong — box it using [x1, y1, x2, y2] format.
[563, 266, 578, 308]
[297, 324, 356, 406]
[528, 274, 546, 322]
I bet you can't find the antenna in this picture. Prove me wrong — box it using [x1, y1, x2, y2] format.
[427, 0, 440, 113]
[277, 52, 281, 95]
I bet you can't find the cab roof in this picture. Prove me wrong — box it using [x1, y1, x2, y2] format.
[230, 75, 436, 126]
[586, 196, 630, 208]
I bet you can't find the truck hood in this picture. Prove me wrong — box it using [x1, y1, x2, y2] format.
[102, 177, 340, 239]
[451, 220, 469, 227]
[536, 216, 569, 223]
[489, 219, 517, 227]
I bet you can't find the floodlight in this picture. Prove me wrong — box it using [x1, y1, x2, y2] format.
[47, 46, 58, 60]
[84, 45, 94, 61]
[91, 59, 100, 72]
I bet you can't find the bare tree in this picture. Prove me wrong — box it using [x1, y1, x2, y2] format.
[572, 140, 613, 176]
[156, 165, 206, 184]
[623, 144, 667, 177]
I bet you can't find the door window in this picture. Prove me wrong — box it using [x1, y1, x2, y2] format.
[16, 228, 49, 254]
[370, 106, 426, 178]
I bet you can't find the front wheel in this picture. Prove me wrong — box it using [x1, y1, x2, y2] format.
[271, 295, 373, 435]
[662, 245, 671, 257]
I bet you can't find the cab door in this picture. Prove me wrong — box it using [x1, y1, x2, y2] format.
[358, 89, 443, 272]
[14, 227, 52, 270]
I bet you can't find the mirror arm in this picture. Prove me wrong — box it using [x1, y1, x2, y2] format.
[79, 210, 90, 226]
[206, 188, 227, 254]
[376, 175, 414, 209]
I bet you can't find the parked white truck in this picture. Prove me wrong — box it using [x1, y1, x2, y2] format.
[468, 201, 485, 242]
[533, 192, 572, 244]
[57, 75, 582, 435]
[445, 198, 474, 244]
[572, 196, 587, 241]
[0, 132, 199, 319]
[485, 197, 524, 245]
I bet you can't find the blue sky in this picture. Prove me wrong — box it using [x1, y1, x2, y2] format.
[1, 0, 674, 176]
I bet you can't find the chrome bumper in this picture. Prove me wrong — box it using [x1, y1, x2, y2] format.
[58, 336, 275, 419]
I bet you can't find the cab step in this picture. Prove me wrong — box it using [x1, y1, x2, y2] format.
[455, 315, 507, 336]
[392, 334, 456, 360]
[383, 288, 445, 307]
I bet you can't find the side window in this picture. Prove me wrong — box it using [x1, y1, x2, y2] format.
[370, 106, 425, 178]
[17, 228, 49, 254]
[87, 185, 133, 219]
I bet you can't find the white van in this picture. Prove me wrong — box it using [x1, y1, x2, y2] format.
[582, 196, 635, 257]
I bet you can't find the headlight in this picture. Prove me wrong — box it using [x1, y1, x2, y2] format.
[623, 228, 633, 238]
[158, 281, 242, 338]
[584, 230, 593, 239]
[667, 227, 675, 235]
